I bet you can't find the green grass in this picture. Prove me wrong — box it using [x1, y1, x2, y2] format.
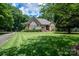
[0, 32, 79, 56]
[0, 32, 57, 49]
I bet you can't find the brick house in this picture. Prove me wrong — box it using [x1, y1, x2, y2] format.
[25, 17, 55, 32]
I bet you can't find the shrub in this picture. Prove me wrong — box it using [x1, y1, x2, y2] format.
[22, 29, 41, 32]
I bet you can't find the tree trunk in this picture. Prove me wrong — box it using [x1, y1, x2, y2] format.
[67, 28, 71, 34]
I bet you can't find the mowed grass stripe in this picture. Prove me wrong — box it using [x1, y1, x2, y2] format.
[20, 32, 28, 44]
[21, 32, 38, 45]
[12, 32, 23, 47]
[16, 32, 24, 47]
[20, 32, 54, 45]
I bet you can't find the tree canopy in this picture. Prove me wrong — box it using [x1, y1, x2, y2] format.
[0, 3, 30, 31]
[0, 4, 14, 31]
[40, 3, 79, 33]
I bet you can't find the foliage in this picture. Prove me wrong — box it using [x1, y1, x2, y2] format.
[53, 4, 79, 33]
[0, 4, 14, 31]
[22, 28, 41, 32]
[11, 7, 30, 31]
[39, 4, 54, 21]
[40, 3, 79, 33]
[0, 3, 30, 31]
[22, 30, 41, 32]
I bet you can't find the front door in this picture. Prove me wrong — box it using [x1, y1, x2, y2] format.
[46, 25, 49, 30]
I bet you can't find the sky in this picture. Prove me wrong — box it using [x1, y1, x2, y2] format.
[11, 3, 41, 17]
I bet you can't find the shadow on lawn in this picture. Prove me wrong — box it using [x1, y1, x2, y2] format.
[0, 35, 79, 56]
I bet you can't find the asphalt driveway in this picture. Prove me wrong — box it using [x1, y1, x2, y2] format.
[0, 33, 14, 45]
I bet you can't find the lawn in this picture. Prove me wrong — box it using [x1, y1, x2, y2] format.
[0, 32, 79, 56]
[0, 32, 59, 49]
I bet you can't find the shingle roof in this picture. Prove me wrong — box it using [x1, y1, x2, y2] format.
[36, 18, 51, 25]
[26, 17, 52, 25]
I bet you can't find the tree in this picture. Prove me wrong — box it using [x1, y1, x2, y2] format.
[53, 4, 79, 33]
[39, 4, 54, 21]
[40, 3, 79, 33]
[0, 3, 14, 31]
[0, 3, 30, 31]
[11, 7, 30, 31]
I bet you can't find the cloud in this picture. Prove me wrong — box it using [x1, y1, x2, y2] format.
[11, 3, 16, 6]
[19, 7, 26, 14]
[11, 3, 41, 17]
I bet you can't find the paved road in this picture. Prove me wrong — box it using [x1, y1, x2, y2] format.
[0, 33, 14, 45]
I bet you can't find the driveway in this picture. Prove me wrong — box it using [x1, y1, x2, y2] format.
[0, 33, 14, 45]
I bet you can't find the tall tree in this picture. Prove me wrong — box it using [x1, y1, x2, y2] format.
[0, 3, 14, 31]
[0, 3, 30, 31]
[11, 7, 30, 31]
[53, 3, 79, 33]
[40, 4, 54, 21]
[40, 3, 79, 33]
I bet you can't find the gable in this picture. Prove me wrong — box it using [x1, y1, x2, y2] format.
[30, 21, 37, 26]
[29, 21, 38, 30]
